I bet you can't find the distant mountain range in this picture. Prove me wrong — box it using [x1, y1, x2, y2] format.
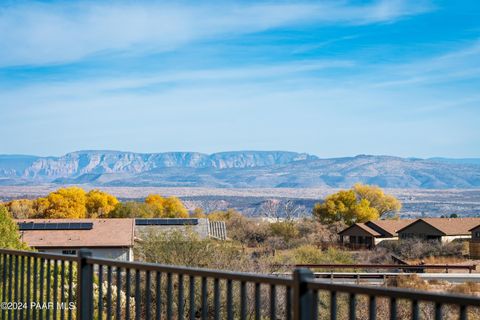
[1, 151, 480, 189]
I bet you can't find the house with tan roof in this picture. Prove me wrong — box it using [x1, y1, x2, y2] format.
[16, 219, 135, 261]
[397, 217, 480, 243]
[338, 219, 415, 249]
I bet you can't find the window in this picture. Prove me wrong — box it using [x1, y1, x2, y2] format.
[475, 232, 480, 238]
[62, 249, 77, 255]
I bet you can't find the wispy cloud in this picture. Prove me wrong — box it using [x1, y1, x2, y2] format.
[370, 40, 480, 87]
[0, 0, 432, 67]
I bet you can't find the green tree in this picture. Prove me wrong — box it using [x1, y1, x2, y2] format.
[0, 206, 28, 249]
[109, 202, 154, 218]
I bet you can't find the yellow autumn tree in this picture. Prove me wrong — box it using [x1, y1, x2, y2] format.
[40, 187, 87, 219]
[145, 194, 165, 217]
[191, 208, 207, 218]
[3, 199, 36, 219]
[85, 189, 119, 218]
[145, 194, 188, 218]
[353, 183, 402, 218]
[163, 197, 188, 218]
[312, 189, 379, 225]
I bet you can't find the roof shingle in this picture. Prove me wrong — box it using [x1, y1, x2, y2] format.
[16, 219, 135, 248]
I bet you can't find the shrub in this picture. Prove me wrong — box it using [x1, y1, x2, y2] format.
[376, 239, 464, 260]
[135, 230, 256, 272]
[273, 245, 354, 265]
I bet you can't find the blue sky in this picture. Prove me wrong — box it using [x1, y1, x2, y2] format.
[0, 0, 479, 158]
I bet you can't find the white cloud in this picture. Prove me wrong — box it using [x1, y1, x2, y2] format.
[0, 0, 432, 66]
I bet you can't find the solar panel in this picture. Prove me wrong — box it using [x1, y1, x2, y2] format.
[135, 218, 198, 226]
[17, 222, 93, 231]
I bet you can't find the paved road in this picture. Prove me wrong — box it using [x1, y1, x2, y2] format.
[313, 272, 480, 285]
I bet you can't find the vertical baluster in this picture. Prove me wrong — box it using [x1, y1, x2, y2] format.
[106, 266, 112, 320]
[330, 291, 337, 320]
[459, 305, 467, 320]
[214, 278, 220, 320]
[166, 273, 173, 320]
[67, 261, 73, 320]
[312, 290, 319, 320]
[46, 260, 51, 320]
[125, 268, 131, 320]
[189, 276, 195, 320]
[1, 254, 7, 320]
[270, 285, 276, 320]
[39, 258, 44, 320]
[98, 265, 103, 320]
[20, 256, 25, 320]
[51, 260, 58, 320]
[60, 260, 65, 320]
[201, 277, 207, 320]
[26, 256, 31, 320]
[254, 283, 261, 320]
[7, 255, 14, 320]
[14, 255, 19, 320]
[53, 260, 58, 320]
[145, 271, 151, 320]
[240, 281, 247, 320]
[435, 303, 442, 320]
[369, 296, 376, 320]
[412, 300, 419, 320]
[135, 269, 141, 320]
[155, 272, 162, 320]
[178, 274, 184, 320]
[286, 286, 292, 320]
[33, 258, 38, 320]
[390, 297, 397, 320]
[226, 279, 233, 320]
[116, 267, 122, 320]
[349, 293, 356, 320]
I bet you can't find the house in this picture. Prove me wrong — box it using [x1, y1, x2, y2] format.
[397, 218, 480, 243]
[17, 219, 135, 261]
[338, 219, 415, 249]
[468, 224, 480, 258]
[134, 218, 227, 240]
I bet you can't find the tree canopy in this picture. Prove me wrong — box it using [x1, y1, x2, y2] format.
[85, 189, 119, 218]
[312, 184, 401, 225]
[39, 186, 87, 219]
[353, 183, 401, 218]
[3, 187, 121, 219]
[0, 206, 28, 250]
[110, 195, 188, 218]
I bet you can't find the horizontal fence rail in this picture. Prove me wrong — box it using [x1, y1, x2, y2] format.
[2, 249, 480, 320]
[275, 264, 477, 273]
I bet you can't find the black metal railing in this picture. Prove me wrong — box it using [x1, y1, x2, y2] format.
[2, 248, 480, 320]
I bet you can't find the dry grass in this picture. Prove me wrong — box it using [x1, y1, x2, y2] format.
[449, 282, 480, 296]
[386, 274, 430, 290]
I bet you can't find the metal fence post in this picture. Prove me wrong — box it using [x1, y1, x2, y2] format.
[77, 250, 93, 320]
[293, 268, 314, 320]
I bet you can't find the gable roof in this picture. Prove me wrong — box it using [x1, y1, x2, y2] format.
[16, 219, 135, 248]
[338, 223, 382, 237]
[397, 218, 480, 236]
[366, 219, 417, 237]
